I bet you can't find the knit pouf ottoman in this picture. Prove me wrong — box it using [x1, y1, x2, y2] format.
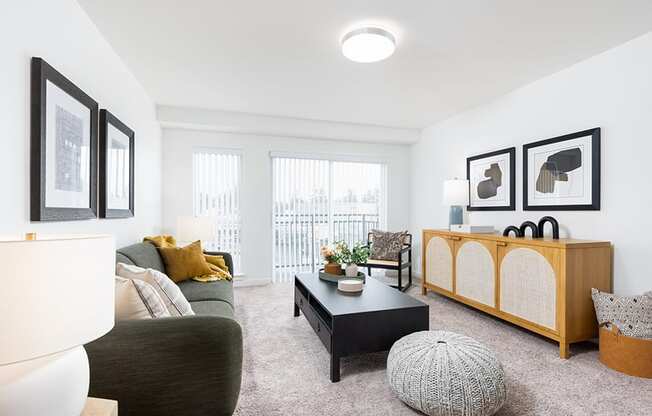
[387, 331, 506, 416]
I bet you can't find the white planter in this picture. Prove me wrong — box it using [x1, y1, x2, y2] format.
[345, 263, 359, 277]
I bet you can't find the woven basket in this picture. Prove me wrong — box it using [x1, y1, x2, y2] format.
[600, 326, 652, 378]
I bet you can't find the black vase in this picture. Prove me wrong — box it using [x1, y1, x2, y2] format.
[537, 216, 560, 239]
[502, 226, 522, 237]
[519, 221, 539, 238]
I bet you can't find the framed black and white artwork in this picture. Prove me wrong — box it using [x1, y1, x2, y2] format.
[467, 147, 516, 211]
[523, 128, 600, 211]
[99, 110, 135, 218]
[30, 57, 98, 221]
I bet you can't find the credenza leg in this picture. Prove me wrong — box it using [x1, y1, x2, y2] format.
[422, 286, 427, 295]
[559, 341, 570, 359]
[294, 303, 300, 317]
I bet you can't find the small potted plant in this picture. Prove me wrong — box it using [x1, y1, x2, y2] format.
[338, 241, 370, 277]
[320, 244, 342, 275]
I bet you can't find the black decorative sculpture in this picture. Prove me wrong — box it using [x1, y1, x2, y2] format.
[537, 216, 560, 239]
[519, 221, 539, 238]
[502, 226, 522, 237]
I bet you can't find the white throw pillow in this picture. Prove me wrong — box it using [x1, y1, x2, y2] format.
[116, 263, 194, 317]
[115, 276, 171, 320]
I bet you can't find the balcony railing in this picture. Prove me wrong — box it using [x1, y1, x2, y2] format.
[273, 213, 380, 281]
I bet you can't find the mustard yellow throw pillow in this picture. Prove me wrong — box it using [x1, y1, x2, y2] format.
[144, 235, 177, 248]
[158, 241, 213, 283]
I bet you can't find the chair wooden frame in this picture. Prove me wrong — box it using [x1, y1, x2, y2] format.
[361, 232, 412, 292]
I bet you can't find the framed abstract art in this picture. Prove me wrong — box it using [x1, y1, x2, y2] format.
[523, 128, 600, 211]
[467, 147, 516, 211]
[30, 57, 98, 221]
[99, 109, 135, 218]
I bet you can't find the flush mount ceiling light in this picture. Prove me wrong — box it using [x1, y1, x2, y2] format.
[341, 27, 396, 63]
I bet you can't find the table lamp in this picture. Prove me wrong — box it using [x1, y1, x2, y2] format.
[176, 215, 216, 246]
[442, 179, 469, 228]
[0, 234, 115, 416]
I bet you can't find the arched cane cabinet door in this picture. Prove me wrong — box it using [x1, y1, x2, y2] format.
[499, 247, 557, 331]
[455, 240, 496, 307]
[425, 236, 453, 292]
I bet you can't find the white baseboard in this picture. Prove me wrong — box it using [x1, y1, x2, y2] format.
[233, 276, 272, 287]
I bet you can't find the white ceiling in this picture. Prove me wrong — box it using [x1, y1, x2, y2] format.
[78, 0, 652, 129]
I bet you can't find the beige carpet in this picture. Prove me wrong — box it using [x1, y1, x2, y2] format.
[233, 281, 652, 415]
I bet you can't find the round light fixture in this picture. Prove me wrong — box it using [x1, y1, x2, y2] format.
[341, 27, 396, 63]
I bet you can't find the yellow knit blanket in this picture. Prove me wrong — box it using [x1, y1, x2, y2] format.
[144, 235, 232, 282]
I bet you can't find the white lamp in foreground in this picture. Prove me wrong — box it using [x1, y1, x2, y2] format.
[443, 179, 469, 228]
[0, 234, 115, 416]
[176, 215, 216, 245]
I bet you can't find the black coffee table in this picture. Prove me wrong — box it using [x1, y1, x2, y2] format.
[293, 272, 429, 382]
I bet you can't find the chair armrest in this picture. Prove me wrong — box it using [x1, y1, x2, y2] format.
[86, 315, 242, 416]
[204, 250, 234, 275]
[399, 246, 412, 254]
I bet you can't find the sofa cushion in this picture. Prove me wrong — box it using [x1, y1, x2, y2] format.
[190, 300, 234, 319]
[178, 279, 234, 307]
[116, 252, 135, 266]
[116, 242, 165, 272]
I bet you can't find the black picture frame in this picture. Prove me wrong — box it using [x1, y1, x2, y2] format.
[99, 109, 135, 218]
[30, 57, 98, 221]
[523, 128, 600, 211]
[467, 147, 516, 211]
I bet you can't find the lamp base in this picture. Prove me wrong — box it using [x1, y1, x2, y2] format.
[449, 205, 464, 227]
[0, 346, 89, 416]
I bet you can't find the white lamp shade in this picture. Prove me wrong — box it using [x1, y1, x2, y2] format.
[442, 179, 470, 206]
[0, 235, 115, 366]
[176, 216, 216, 243]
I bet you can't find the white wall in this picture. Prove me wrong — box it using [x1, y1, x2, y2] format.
[162, 128, 411, 280]
[0, 0, 162, 247]
[411, 32, 652, 295]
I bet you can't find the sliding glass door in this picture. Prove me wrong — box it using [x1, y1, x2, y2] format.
[272, 156, 386, 281]
[193, 150, 242, 273]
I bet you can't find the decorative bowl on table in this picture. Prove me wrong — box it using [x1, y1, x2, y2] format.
[337, 279, 365, 293]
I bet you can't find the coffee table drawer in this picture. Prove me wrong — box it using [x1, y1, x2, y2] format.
[313, 314, 331, 353]
[296, 289, 332, 352]
[304, 304, 331, 351]
[295, 286, 308, 311]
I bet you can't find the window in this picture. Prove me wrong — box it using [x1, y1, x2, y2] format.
[272, 156, 386, 281]
[193, 150, 242, 274]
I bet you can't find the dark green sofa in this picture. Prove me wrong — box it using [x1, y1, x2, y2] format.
[85, 242, 242, 416]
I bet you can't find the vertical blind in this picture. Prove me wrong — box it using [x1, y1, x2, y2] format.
[272, 156, 386, 282]
[193, 150, 242, 274]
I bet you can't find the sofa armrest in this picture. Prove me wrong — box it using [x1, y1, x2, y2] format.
[86, 315, 243, 416]
[204, 250, 234, 275]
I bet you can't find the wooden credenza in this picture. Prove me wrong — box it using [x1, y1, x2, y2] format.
[421, 229, 611, 358]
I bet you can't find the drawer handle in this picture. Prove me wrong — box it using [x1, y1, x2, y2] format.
[496, 242, 507, 247]
[448, 236, 461, 241]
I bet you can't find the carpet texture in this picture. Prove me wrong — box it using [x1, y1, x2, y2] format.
[233, 282, 652, 415]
